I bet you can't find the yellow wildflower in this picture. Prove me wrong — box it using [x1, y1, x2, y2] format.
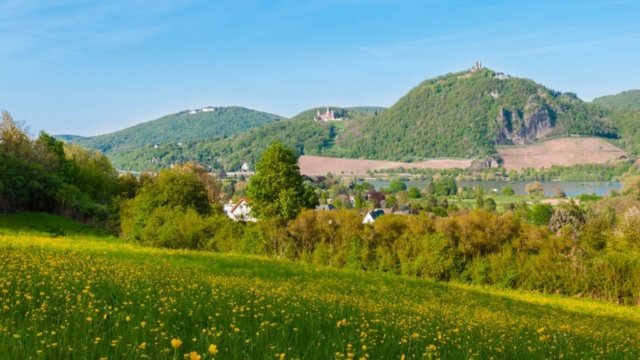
[189, 351, 201, 360]
[171, 338, 182, 349]
[208, 344, 219, 356]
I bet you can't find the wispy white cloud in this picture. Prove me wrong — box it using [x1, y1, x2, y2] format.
[358, 34, 460, 58]
[514, 40, 602, 56]
[499, 31, 640, 57]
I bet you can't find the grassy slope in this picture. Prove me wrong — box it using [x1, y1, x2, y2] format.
[1, 213, 639, 359]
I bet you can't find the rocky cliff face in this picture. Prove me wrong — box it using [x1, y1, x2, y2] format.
[494, 95, 555, 145]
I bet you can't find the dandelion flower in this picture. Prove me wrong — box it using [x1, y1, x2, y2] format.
[171, 338, 182, 349]
[208, 344, 219, 356]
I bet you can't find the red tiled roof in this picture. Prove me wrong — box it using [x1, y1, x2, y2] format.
[230, 198, 250, 213]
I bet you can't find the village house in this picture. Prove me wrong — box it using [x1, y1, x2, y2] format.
[362, 208, 393, 224]
[223, 198, 257, 222]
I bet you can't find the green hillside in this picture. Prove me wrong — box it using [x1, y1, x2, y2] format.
[2, 213, 639, 359]
[593, 89, 640, 111]
[607, 109, 640, 156]
[108, 107, 383, 171]
[66, 69, 638, 172]
[57, 106, 283, 154]
[339, 68, 618, 161]
[111, 118, 337, 171]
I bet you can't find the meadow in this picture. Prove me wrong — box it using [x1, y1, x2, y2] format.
[1, 213, 639, 359]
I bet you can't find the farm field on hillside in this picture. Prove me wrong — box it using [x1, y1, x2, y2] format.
[299, 137, 627, 176]
[1, 215, 639, 359]
[299, 155, 472, 176]
[497, 137, 627, 170]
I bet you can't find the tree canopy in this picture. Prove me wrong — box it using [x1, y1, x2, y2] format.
[0, 111, 119, 221]
[246, 142, 318, 222]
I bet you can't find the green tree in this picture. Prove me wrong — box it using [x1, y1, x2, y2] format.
[388, 179, 407, 193]
[120, 165, 214, 241]
[424, 182, 436, 196]
[246, 142, 318, 222]
[434, 177, 457, 196]
[501, 186, 515, 196]
[407, 186, 421, 199]
[484, 198, 497, 212]
[475, 186, 484, 209]
[528, 204, 554, 226]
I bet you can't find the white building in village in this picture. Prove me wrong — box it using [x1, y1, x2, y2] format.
[223, 198, 257, 222]
[362, 209, 385, 224]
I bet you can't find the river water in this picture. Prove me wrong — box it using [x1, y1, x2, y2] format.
[364, 180, 621, 197]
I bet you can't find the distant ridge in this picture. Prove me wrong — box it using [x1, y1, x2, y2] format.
[57, 65, 640, 172]
[593, 89, 640, 111]
[81, 106, 384, 171]
[55, 106, 283, 154]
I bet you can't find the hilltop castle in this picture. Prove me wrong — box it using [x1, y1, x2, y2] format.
[470, 61, 483, 72]
[314, 107, 341, 122]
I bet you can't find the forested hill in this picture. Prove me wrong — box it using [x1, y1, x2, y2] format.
[56, 106, 283, 154]
[108, 107, 386, 171]
[592, 90, 640, 156]
[339, 68, 619, 161]
[108, 118, 337, 171]
[593, 89, 640, 111]
[58, 68, 640, 172]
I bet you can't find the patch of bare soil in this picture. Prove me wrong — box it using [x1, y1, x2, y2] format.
[298, 156, 472, 176]
[497, 137, 627, 170]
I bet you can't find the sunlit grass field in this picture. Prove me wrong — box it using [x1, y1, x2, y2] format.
[1, 213, 639, 359]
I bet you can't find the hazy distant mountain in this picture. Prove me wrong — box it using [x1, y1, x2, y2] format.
[56, 106, 283, 154]
[55, 135, 88, 142]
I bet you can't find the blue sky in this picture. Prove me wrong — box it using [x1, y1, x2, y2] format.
[1, 0, 639, 136]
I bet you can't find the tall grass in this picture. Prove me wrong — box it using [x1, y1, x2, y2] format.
[0, 214, 639, 359]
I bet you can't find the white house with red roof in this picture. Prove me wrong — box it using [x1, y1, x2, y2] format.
[223, 198, 257, 222]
